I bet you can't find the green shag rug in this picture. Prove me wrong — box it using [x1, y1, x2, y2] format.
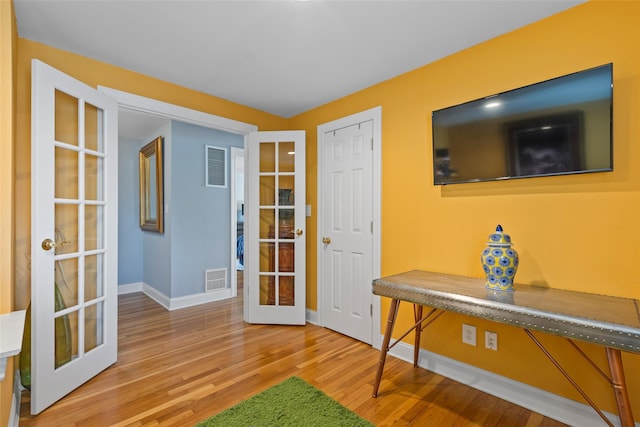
[195, 377, 374, 427]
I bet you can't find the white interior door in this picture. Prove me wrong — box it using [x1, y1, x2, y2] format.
[320, 120, 374, 344]
[31, 60, 118, 414]
[245, 131, 306, 325]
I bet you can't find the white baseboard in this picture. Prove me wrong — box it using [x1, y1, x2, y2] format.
[117, 282, 143, 294]
[9, 369, 21, 427]
[386, 339, 633, 427]
[167, 288, 233, 310]
[139, 284, 171, 309]
[118, 282, 234, 311]
[305, 309, 319, 325]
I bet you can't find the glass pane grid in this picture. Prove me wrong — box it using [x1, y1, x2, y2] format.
[51, 92, 109, 371]
[54, 141, 83, 152]
[53, 302, 79, 319]
[257, 139, 299, 308]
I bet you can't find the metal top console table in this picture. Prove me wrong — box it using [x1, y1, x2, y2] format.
[371, 270, 640, 427]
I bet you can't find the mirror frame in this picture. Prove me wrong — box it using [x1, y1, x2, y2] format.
[139, 136, 164, 233]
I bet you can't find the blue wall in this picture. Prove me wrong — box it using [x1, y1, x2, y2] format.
[117, 136, 144, 285]
[170, 121, 244, 298]
[143, 122, 173, 296]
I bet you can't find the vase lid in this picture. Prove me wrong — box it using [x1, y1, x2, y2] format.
[487, 224, 512, 244]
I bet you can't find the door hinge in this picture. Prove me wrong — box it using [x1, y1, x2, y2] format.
[370, 304, 373, 316]
[370, 138, 374, 150]
[371, 221, 373, 233]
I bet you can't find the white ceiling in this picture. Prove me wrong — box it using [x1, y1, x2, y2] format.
[14, 0, 585, 128]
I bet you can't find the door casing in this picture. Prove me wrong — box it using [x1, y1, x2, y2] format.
[230, 146, 244, 298]
[316, 106, 382, 349]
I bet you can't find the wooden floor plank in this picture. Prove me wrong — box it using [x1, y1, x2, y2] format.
[19, 288, 568, 426]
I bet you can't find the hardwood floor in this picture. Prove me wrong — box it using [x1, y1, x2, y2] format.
[19, 282, 567, 426]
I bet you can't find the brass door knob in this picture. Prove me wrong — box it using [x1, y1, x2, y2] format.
[295, 228, 303, 236]
[322, 237, 331, 244]
[41, 238, 69, 251]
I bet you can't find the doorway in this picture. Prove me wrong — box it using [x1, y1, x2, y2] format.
[100, 86, 257, 306]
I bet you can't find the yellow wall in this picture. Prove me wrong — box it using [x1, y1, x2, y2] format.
[0, 0, 16, 424]
[290, 0, 640, 416]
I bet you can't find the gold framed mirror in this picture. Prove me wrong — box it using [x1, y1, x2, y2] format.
[139, 136, 164, 233]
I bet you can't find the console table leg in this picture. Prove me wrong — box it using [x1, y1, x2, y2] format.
[606, 347, 635, 427]
[413, 304, 423, 367]
[372, 298, 400, 397]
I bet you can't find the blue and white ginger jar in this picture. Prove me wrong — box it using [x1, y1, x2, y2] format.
[480, 225, 519, 292]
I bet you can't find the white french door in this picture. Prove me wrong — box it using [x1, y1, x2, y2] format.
[30, 60, 118, 414]
[245, 131, 306, 325]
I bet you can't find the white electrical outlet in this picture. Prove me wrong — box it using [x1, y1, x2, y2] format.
[485, 331, 498, 351]
[462, 324, 476, 346]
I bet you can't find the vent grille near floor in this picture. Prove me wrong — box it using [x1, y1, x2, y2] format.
[205, 268, 227, 292]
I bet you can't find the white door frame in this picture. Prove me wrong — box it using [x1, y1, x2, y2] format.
[97, 87, 257, 302]
[316, 106, 382, 349]
[230, 146, 244, 297]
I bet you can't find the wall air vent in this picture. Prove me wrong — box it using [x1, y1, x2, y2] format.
[205, 268, 227, 292]
[205, 145, 227, 188]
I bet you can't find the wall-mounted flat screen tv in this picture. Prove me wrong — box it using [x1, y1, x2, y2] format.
[432, 63, 613, 185]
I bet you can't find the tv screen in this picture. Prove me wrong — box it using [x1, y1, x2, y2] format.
[432, 64, 613, 185]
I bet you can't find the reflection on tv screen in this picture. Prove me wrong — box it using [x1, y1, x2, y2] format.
[432, 64, 613, 185]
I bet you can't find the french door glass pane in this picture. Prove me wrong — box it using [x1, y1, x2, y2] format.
[84, 254, 103, 301]
[85, 205, 103, 251]
[54, 204, 78, 253]
[85, 154, 104, 201]
[259, 275, 271, 305]
[259, 242, 273, 273]
[54, 90, 78, 146]
[278, 242, 294, 272]
[259, 176, 275, 205]
[54, 309, 76, 369]
[84, 302, 104, 353]
[84, 102, 102, 152]
[55, 258, 78, 308]
[259, 142, 275, 172]
[278, 141, 295, 172]
[55, 147, 78, 200]
[259, 208, 275, 239]
[279, 175, 294, 205]
[278, 276, 294, 306]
